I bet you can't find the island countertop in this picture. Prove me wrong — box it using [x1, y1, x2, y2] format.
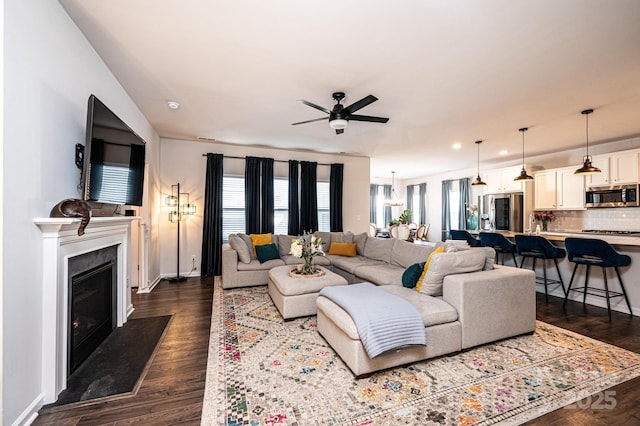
[493, 230, 640, 247]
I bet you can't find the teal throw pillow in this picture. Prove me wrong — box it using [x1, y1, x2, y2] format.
[255, 243, 281, 264]
[402, 262, 426, 288]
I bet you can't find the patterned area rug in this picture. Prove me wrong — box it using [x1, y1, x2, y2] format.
[202, 282, 640, 425]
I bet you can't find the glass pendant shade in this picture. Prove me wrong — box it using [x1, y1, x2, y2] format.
[575, 109, 601, 175]
[471, 140, 487, 186]
[514, 127, 534, 181]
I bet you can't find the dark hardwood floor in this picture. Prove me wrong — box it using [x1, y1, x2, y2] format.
[33, 277, 639, 425]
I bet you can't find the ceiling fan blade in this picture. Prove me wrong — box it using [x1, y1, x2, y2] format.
[348, 114, 389, 123]
[291, 117, 328, 126]
[336, 128, 344, 135]
[297, 99, 330, 114]
[343, 95, 378, 114]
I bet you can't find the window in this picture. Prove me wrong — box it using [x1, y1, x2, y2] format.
[222, 176, 330, 240]
[411, 189, 421, 224]
[222, 176, 245, 241]
[449, 180, 461, 230]
[317, 181, 330, 232]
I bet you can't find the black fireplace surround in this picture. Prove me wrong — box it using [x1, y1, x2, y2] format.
[68, 245, 118, 375]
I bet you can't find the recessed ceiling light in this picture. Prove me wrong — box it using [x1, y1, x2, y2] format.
[499, 150, 508, 156]
[452, 143, 462, 150]
[167, 100, 181, 110]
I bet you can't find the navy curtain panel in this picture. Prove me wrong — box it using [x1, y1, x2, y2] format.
[201, 153, 224, 277]
[419, 183, 427, 225]
[329, 163, 344, 232]
[126, 143, 145, 205]
[244, 156, 274, 234]
[459, 177, 470, 230]
[288, 160, 300, 235]
[383, 184, 392, 227]
[441, 180, 452, 241]
[406, 185, 414, 223]
[370, 184, 378, 225]
[260, 158, 274, 233]
[299, 161, 318, 233]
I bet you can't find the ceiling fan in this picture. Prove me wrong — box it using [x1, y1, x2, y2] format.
[292, 92, 389, 134]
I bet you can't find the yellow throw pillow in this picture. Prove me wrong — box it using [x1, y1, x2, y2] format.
[250, 233, 273, 255]
[415, 246, 444, 292]
[327, 242, 357, 257]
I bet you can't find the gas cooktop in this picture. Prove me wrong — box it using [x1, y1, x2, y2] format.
[582, 229, 640, 236]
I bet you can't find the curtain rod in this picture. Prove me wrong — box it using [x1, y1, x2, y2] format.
[202, 153, 332, 166]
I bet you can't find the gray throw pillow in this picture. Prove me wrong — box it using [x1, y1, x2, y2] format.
[352, 232, 368, 255]
[229, 235, 251, 264]
[237, 233, 257, 260]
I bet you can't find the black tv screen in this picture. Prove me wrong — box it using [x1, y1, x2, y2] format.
[82, 95, 146, 206]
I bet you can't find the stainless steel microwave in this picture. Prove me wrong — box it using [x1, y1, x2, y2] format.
[585, 184, 639, 208]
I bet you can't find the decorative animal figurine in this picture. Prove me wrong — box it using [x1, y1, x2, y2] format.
[50, 199, 92, 236]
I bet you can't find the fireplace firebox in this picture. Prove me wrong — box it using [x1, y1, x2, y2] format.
[68, 246, 117, 375]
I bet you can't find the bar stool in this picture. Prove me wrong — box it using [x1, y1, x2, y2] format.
[479, 232, 517, 266]
[515, 235, 566, 302]
[563, 237, 632, 320]
[449, 230, 482, 247]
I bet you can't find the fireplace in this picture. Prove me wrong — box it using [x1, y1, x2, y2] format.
[35, 216, 136, 403]
[68, 245, 118, 374]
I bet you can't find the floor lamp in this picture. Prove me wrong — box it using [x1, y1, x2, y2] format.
[166, 183, 195, 282]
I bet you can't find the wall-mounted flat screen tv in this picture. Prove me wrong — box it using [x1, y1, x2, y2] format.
[82, 95, 146, 206]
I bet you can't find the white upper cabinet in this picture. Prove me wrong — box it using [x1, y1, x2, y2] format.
[484, 166, 524, 193]
[557, 166, 585, 210]
[534, 170, 557, 210]
[588, 150, 639, 187]
[534, 167, 585, 210]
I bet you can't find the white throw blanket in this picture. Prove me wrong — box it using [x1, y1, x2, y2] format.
[319, 283, 426, 358]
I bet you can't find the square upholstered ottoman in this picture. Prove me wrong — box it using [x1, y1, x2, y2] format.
[268, 265, 348, 319]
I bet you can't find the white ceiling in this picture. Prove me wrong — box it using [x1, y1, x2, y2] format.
[59, 0, 640, 179]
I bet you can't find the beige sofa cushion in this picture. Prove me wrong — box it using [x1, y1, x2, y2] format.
[381, 286, 458, 326]
[419, 249, 486, 296]
[237, 258, 285, 271]
[363, 237, 395, 263]
[229, 234, 251, 264]
[328, 255, 382, 274]
[391, 239, 434, 268]
[353, 263, 405, 286]
[238, 233, 257, 260]
[277, 235, 295, 256]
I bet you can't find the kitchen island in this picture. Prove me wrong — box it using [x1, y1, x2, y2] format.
[494, 230, 640, 316]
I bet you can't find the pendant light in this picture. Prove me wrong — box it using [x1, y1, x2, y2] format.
[574, 109, 601, 175]
[384, 171, 404, 206]
[471, 140, 487, 186]
[514, 127, 534, 181]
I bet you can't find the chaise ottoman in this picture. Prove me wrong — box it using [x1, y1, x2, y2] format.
[268, 264, 348, 319]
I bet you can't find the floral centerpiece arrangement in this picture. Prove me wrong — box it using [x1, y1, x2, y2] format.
[534, 211, 556, 231]
[290, 231, 325, 275]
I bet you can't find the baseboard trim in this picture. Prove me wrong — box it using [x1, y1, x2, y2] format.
[137, 275, 161, 294]
[12, 392, 43, 426]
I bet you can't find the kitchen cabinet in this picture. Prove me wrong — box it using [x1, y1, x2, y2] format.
[534, 167, 585, 210]
[534, 170, 557, 210]
[484, 166, 524, 193]
[588, 150, 639, 186]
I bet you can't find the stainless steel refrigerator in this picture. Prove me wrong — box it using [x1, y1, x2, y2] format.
[480, 192, 523, 232]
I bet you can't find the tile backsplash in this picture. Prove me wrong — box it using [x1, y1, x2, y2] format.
[542, 208, 640, 232]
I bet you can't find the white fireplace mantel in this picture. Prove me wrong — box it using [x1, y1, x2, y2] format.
[34, 216, 139, 403]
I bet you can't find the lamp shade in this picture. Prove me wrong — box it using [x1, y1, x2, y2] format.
[182, 203, 196, 215]
[575, 109, 601, 175]
[471, 140, 487, 186]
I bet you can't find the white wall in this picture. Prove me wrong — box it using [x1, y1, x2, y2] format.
[159, 138, 370, 277]
[3, 1, 159, 424]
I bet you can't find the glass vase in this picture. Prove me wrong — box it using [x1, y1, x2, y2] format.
[542, 221, 548, 232]
[302, 257, 314, 275]
[466, 213, 478, 231]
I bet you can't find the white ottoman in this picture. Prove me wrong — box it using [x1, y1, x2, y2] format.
[268, 265, 348, 319]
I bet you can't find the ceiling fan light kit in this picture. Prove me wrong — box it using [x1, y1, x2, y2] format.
[471, 140, 487, 186]
[292, 91, 389, 134]
[575, 109, 601, 175]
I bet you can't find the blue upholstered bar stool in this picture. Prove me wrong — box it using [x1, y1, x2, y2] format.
[479, 232, 517, 266]
[563, 237, 632, 320]
[514, 235, 567, 302]
[449, 230, 482, 247]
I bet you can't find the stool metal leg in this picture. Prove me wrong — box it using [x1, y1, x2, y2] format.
[583, 265, 591, 305]
[563, 263, 579, 308]
[614, 267, 633, 316]
[511, 252, 517, 267]
[541, 259, 549, 303]
[553, 258, 566, 296]
[602, 267, 612, 321]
